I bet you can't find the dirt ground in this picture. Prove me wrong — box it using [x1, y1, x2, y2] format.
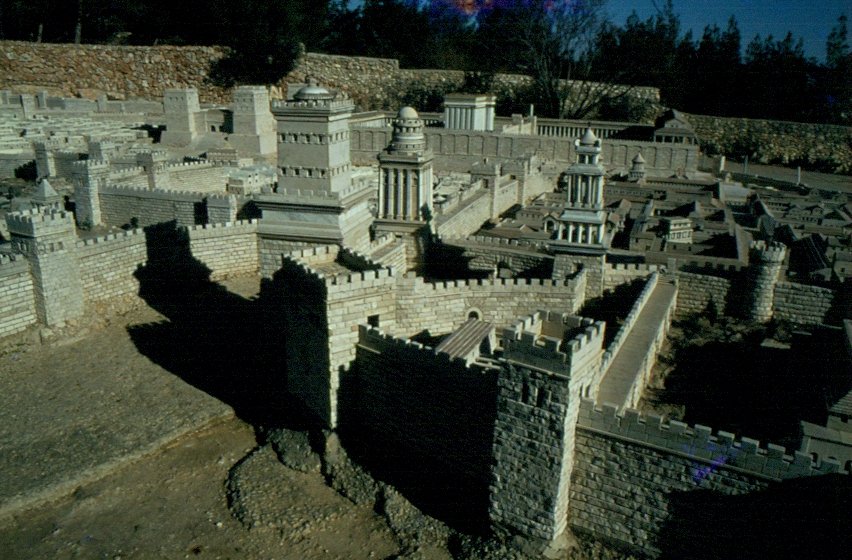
[0, 274, 407, 559]
[0, 418, 403, 560]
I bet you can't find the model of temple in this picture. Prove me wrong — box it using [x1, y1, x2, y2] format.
[0, 79, 849, 558]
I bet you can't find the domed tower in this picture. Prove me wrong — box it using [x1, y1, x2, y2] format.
[747, 240, 786, 322]
[374, 106, 435, 270]
[628, 152, 646, 183]
[377, 106, 433, 222]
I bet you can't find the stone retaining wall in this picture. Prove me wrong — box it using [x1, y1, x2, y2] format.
[687, 113, 852, 175]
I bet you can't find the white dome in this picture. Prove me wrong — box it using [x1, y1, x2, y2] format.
[294, 84, 332, 100]
[397, 106, 419, 120]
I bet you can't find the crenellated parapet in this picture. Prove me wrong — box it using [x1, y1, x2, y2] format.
[502, 310, 605, 378]
[6, 209, 77, 255]
[577, 399, 845, 479]
[358, 324, 493, 373]
[747, 240, 786, 322]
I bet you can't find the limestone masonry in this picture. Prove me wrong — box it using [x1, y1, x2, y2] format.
[0, 66, 849, 558]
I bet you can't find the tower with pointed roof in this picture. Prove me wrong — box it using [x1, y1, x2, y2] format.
[628, 152, 646, 183]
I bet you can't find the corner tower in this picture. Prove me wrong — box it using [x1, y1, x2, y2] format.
[490, 311, 605, 548]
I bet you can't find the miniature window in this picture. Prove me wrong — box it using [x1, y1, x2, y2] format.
[367, 314, 380, 328]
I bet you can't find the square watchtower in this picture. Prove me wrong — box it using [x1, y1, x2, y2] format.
[490, 311, 605, 549]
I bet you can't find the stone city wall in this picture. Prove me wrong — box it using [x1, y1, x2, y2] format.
[0, 151, 34, 179]
[603, 263, 663, 291]
[167, 163, 230, 193]
[435, 190, 498, 239]
[394, 271, 586, 337]
[278, 245, 397, 427]
[773, 281, 843, 326]
[186, 220, 259, 281]
[98, 184, 206, 228]
[75, 229, 148, 312]
[687, 113, 852, 175]
[570, 400, 845, 557]
[353, 326, 498, 489]
[0, 254, 37, 337]
[674, 270, 734, 316]
[443, 236, 551, 277]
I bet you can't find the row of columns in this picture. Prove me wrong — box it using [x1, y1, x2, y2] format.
[379, 167, 427, 220]
[537, 125, 617, 138]
[558, 223, 604, 244]
[566, 176, 603, 207]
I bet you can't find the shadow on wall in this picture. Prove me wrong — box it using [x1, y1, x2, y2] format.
[335, 344, 498, 536]
[657, 474, 852, 559]
[126, 221, 314, 431]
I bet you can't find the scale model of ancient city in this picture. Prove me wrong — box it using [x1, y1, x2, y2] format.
[0, 48, 850, 560]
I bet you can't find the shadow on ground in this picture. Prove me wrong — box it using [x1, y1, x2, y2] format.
[126, 222, 314, 432]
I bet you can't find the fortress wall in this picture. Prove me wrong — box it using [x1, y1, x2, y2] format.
[167, 165, 229, 193]
[603, 263, 663, 291]
[674, 271, 734, 316]
[258, 238, 327, 279]
[773, 281, 842, 326]
[0, 151, 35, 180]
[435, 190, 494, 239]
[448, 241, 552, 276]
[186, 220, 259, 281]
[353, 326, 497, 487]
[394, 272, 586, 338]
[277, 247, 396, 427]
[0, 254, 37, 337]
[570, 400, 844, 557]
[493, 179, 519, 217]
[99, 185, 205, 227]
[75, 229, 147, 310]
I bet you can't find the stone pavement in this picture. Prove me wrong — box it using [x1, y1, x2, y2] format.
[597, 278, 677, 408]
[0, 305, 235, 520]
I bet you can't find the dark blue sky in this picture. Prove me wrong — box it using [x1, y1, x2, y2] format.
[351, 1, 850, 63]
[607, 0, 850, 61]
